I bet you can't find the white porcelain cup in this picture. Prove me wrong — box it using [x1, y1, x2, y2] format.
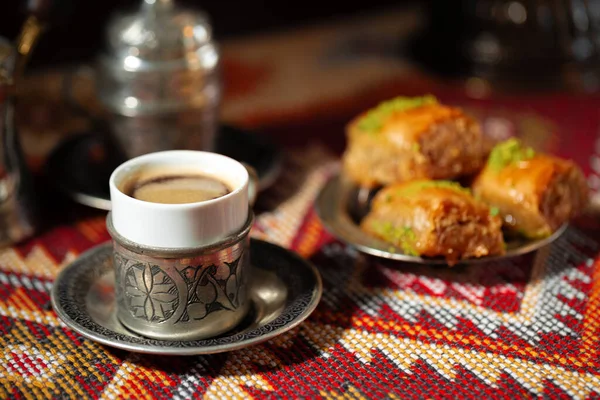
[109, 150, 257, 248]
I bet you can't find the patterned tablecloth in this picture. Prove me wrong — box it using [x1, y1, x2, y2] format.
[3, 8, 600, 399]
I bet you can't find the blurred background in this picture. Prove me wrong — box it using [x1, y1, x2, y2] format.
[2, 0, 599, 92]
[0, 0, 402, 68]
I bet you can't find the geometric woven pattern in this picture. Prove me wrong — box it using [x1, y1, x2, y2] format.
[1, 147, 600, 399]
[6, 7, 600, 395]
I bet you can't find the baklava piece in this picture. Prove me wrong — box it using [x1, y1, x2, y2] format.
[361, 180, 506, 265]
[472, 138, 589, 238]
[342, 96, 487, 188]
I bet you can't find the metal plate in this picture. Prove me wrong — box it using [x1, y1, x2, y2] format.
[51, 239, 322, 355]
[44, 124, 283, 210]
[315, 173, 567, 265]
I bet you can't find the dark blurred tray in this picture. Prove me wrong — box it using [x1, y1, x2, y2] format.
[45, 124, 283, 210]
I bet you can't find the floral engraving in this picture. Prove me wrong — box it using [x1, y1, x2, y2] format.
[124, 264, 179, 322]
[178, 252, 245, 322]
[56, 241, 320, 352]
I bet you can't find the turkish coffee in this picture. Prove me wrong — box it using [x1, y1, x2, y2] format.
[125, 174, 231, 204]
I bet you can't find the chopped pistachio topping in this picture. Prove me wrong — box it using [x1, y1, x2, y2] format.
[371, 222, 418, 255]
[357, 95, 438, 134]
[490, 206, 500, 217]
[487, 138, 535, 173]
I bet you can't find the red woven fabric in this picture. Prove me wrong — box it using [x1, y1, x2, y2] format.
[2, 43, 600, 397]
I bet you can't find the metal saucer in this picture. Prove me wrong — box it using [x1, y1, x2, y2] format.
[51, 239, 322, 355]
[315, 173, 567, 266]
[44, 124, 283, 210]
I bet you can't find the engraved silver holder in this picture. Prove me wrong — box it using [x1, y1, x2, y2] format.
[106, 211, 253, 341]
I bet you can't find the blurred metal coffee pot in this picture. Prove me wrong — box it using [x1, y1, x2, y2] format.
[96, 0, 222, 159]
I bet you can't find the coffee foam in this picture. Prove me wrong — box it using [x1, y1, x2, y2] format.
[132, 176, 230, 204]
[118, 165, 232, 204]
[120, 165, 224, 191]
